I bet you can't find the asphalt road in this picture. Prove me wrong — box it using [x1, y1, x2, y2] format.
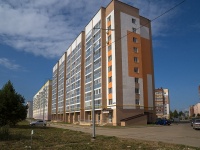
[50, 123, 200, 148]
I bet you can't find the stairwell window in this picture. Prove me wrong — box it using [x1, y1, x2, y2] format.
[133, 37, 138, 43]
[134, 57, 139, 63]
[134, 67, 139, 73]
[133, 47, 138, 53]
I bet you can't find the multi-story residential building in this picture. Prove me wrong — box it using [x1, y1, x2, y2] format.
[155, 88, 170, 119]
[26, 101, 33, 118]
[33, 80, 52, 121]
[51, 0, 155, 126]
[189, 105, 194, 117]
[193, 103, 200, 117]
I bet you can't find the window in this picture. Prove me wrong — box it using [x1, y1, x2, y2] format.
[135, 99, 140, 105]
[135, 88, 140, 94]
[134, 67, 139, 73]
[109, 99, 112, 105]
[108, 35, 111, 41]
[135, 78, 139, 83]
[107, 16, 111, 22]
[132, 28, 136, 33]
[132, 18, 136, 24]
[108, 45, 112, 51]
[108, 76, 112, 83]
[108, 88, 112, 94]
[108, 55, 112, 62]
[108, 66, 112, 72]
[134, 57, 139, 63]
[133, 47, 138, 53]
[133, 37, 138, 43]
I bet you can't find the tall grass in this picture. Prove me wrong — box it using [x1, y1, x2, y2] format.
[0, 125, 10, 140]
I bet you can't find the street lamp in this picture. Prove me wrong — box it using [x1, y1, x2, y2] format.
[91, 26, 114, 139]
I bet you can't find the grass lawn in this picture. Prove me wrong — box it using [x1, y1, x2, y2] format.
[0, 121, 198, 150]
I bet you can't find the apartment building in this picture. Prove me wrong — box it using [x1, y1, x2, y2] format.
[33, 80, 52, 121]
[155, 88, 170, 119]
[193, 103, 200, 117]
[51, 0, 155, 126]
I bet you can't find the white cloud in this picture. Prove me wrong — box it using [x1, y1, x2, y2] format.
[0, 58, 21, 70]
[0, 0, 181, 58]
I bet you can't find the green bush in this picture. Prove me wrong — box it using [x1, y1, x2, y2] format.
[0, 125, 10, 140]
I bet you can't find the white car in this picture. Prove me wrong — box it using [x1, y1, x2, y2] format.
[193, 119, 200, 130]
[30, 120, 47, 126]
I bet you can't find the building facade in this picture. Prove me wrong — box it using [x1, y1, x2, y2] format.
[26, 101, 33, 118]
[193, 103, 200, 117]
[33, 80, 52, 120]
[155, 88, 170, 119]
[51, 0, 155, 125]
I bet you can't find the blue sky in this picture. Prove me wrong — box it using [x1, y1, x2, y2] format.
[0, 0, 199, 111]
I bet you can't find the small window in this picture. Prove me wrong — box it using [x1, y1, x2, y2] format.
[108, 35, 111, 41]
[135, 78, 139, 83]
[134, 67, 139, 73]
[109, 88, 112, 94]
[135, 99, 140, 105]
[135, 88, 140, 94]
[108, 45, 112, 51]
[108, 66, 112, 72]
[132, 28, 136, 33]
[133, 37, 138, 43]
[108, 76, 112, 83]
[107, 16, 111, 22]
[108, 55, 112, 62]
[133, 47, 138, 53]
[109, 99, 112, 105]
[132, 18, 136, 24]
[134, 57, 139, 63]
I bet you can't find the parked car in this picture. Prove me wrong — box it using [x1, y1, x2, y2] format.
[30, 120, 47, 126]
[193, 119, 200, 130]
[155, 118, 171, 125]
[190, 118, 196, 127]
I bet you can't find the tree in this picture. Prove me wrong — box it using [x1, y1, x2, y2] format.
[179, 111, 184, 117]
[0, 80, 28, 126]
[170, 111, 174, 118]
[173, 110, 179, 118]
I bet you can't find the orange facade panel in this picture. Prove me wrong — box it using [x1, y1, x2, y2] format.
[108, 50, 112, 56]
[108, 71, 112, 77]
[127, 31, 143, 78]
[108, 61, 112, 67]
[108, 93, 112, 99]
[107, 21, 111, 27]
[108, 82, 112, 88]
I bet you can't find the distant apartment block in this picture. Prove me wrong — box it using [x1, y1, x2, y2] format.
[33, 80, 52, 120]
[51, 0, 155, 126]
[193, 103, 200, 117]
[155, 88, 170, 119]
[189, 105, 194, 117]
[26, 101, 33, 118]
